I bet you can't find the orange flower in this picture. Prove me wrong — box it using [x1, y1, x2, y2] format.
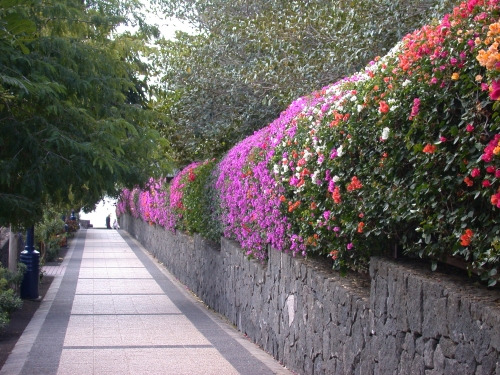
[347, 176, 363, 191]
[422, 144, 437, 153]
[332, 186, 341, 204]
[357, 222, 365, 233]
[310, 202, 317, 210]
[451, 72, 460, 80]
[330, 250, 339, 260]
[463, 177, 474, 187]
[279, 195, 286, 202]
[460, 229, 474, 246]
[288, 201, 301, 213]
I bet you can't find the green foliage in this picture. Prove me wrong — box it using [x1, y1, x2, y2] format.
[181, 159, 223, 242]
[0, 262, 25, 330]
[0, 0, 173, 227]
[35, 207, 67, 262]
[152, 0, 457, 164]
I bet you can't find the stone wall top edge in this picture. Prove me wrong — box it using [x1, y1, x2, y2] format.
[371, 256, 500, 313]
[296, 253, 371, 301]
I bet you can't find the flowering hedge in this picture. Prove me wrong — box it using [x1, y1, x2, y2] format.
[118, 0, 500, 284]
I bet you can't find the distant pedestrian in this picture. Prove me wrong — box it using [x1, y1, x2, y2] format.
[106, 214, 111, 229]
[113, 219, 119, 229]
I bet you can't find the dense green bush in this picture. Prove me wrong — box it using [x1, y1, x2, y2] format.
[0, 263, 24, 330]
[35, 210, 67, 262]
[181, 160, 223, 242]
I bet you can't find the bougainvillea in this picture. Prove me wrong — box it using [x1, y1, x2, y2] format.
[118, 0, 500, 284]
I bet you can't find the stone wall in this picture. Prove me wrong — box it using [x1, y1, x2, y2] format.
[120, 214, 500, 375]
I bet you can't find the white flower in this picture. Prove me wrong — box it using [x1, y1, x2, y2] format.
[402, 80, 411, 87]
[381, 127, 390, 140]
[337, 145, 344, 157]
[311, 170, 320, 184]
[282, 165, 289, 173]
[333, 175, 340, 182]
[273, 164, 280, 174]
[304, 149, 312, 161]
[357, 104, 364, 113]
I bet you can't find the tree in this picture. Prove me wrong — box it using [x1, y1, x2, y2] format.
[0, 0, 172, 227]
[151, 0, 457, 163]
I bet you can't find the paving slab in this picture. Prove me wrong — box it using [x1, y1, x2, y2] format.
[0, 229, 294, 375]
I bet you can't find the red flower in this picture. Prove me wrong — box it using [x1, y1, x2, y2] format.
[483, 180, 492, 188]
[422, 144, 437, 153]
[471, 168, 481, 178]
[379, 101, 390, 113]
[347, 176, 363, 191]
[460, 229, 473, 246]
[466, 124, 474, 132]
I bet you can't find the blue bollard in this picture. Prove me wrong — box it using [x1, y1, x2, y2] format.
[20, 225, 40, 299]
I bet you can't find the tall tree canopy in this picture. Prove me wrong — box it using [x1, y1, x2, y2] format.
[0, 0, 171, 227]
[151, 0, 457, 164]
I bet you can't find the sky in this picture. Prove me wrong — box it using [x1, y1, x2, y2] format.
[79, 197, 118, 228]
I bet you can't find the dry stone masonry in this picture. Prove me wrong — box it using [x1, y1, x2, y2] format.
[120, 214, 500, 375]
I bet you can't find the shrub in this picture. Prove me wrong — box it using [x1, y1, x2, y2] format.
[182, 159, 223, 242]
[0, 263, 24, 330]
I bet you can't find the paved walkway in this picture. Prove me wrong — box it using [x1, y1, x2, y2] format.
[1, 229, 294, 375]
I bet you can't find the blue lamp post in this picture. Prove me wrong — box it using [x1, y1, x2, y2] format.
[20, 225, 40, 299]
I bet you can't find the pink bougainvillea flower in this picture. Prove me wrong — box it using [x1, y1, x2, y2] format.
[482, 180, 492, 187]
[471, 168, 481, 178]
[466, 124, 474, 132]
[490, 80, 500, 100]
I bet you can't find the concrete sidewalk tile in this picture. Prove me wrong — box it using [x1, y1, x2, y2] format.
[2, 228, 293, 375]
